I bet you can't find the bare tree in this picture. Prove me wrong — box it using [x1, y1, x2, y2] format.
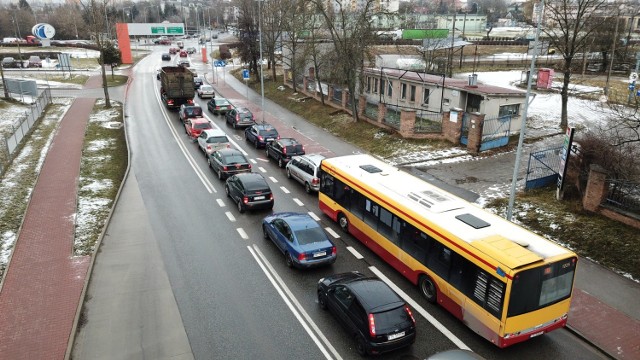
[81, 0, 112, 108]
[309, 0, 379, 121]
[539, 0, 609, 130]
[261, 0, 285, 80]
[235, 0, 260, 75]
[280, 0, 311, 93]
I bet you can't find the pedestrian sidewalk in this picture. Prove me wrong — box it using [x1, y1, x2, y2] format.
[207, 70, 640, 360]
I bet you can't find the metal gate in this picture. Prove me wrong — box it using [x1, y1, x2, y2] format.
[480, 115, 512, 151]
[525, 145, 562, 190]
[460, 112, 470, 145]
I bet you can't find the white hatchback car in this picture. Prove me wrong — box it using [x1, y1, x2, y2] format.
[197, 84, 215, 99]
[197, 129, 231, 155]
[285, 154, 326, 193]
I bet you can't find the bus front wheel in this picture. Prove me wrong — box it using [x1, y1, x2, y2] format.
[337, 213, 349, 233]
[419, 275, 437, 303]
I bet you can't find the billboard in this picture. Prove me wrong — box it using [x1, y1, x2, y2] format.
[125, 23, 184, 36]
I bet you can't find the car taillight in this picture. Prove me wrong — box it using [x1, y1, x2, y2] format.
[269, 193, 273, 200]
[258, 136, 263, 142]
[331, 246, 336, 255]
[243, 196, 249, 204]
[248, 164, 252, 169]
[368, 314, 376, 337]
[206, 145, 212, 151]
[298, 253, 306, 261]
[405, 305, 416, 324]
[187, 99, 194, 104]
[215, 106, 220, 109]
[276, 135, 280, 140]
[226, 144, 231, 148]
[312, 177, 320, 185]
[223, 166, 228, 171]
[168, 100, 174, 105]
[302, 145, 305, 152]
[236, 114, 240, 121]
[283, 147, 287, 154]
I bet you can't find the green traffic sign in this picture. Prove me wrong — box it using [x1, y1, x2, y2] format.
[167, 27, 184, 34]
[151, 27, 165, 34]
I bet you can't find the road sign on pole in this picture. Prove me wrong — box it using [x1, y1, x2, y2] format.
[242, 69, 249, 80]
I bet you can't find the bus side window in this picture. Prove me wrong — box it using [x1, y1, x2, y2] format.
[320, 171, 334, 197]
[400, 223, 431, 264]
[363, 199, 379, 228]
[427, 241, 452, 281]
[350, 190, 366, 220]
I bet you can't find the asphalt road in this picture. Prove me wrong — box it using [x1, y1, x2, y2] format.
[71, 37, 608, 360]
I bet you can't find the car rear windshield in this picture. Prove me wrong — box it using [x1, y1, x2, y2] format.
[207, 136, 228, 144]
[223, 154, 247, 164]
[216, 100, 230, 106]
[260, 129, 278, 137]
[294, 226, 327, 245]
[187, 107, 202, 116]
[285, 145, 304, 154]
[194, 122, 211, 129]
[373, 306, 411, 332]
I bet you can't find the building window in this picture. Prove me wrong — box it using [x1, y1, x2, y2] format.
[380, 79, 385, 95]
[423, 88, 430, 105]
[443, 98, 450, 107]
[401, 83, 407, 100]
[366, 77, 371, 93]
[410, 85, 416, 102]
[387, 81, 393, 96]
[373, 78, 379, 94]
[499, 104, 520, 117]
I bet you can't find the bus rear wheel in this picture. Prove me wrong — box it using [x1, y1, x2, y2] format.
[337, 213, 349, 233]
[419, 275, 437, 303]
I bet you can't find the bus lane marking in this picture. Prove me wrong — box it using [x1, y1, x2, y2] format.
[325, 227, 340, 239]
[236, 228, 249, 240]
[225, 212, 235, 222]
[248, 245, 342, 360]
[368, 266, 471, 351]
[346, 246, 364, 260]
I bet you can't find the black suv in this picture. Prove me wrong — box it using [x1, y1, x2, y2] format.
[317, 272, 416, 356]
[225, 173, 274, 213]
[265, 138, 305, 168]
[179, 104, 203, 123]
[244, 123, 280, 149]
[193, 77, 204, 89]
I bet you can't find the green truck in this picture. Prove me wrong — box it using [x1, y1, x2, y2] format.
[160, 66, 195, 109]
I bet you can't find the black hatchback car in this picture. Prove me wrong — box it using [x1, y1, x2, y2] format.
[193, 77, 204, 89]
[265, 138, 305, 168]
[244, 123, 280, 149]
[225, 173, 274, 213]
[225, 107, 255, 129]
[207, 148, 252, 180]
[317, 272, 416, 356]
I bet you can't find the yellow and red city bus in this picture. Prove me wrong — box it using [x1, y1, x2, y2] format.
[318, 154, 577, 348]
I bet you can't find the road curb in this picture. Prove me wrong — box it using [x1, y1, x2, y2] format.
[565, 325, 616, 360]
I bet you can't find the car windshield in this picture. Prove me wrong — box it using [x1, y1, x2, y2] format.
[207, 136, 228, 143]
[260, 129, 278, 137]
[186, 107, 202, 116]
[293, 226, 327, 245]
[223, 154, 247, 164]
[194, 122, 211, 129]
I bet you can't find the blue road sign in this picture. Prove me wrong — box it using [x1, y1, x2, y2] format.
[214, 60, 226, 67]
[242, 69, 250, 80]
[629, 83, 635, 91]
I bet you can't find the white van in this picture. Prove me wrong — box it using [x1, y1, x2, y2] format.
[177, 41, 184, 49]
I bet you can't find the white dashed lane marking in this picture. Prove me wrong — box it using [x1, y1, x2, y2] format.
[347, 246, 363, 259]
[237, 228, 249, 240]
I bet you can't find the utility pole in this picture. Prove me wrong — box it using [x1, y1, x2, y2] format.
[604, 14, 620, 97]
[257, 0, 265, 123]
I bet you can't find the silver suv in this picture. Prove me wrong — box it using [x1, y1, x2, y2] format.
[285, 154, 326, 193]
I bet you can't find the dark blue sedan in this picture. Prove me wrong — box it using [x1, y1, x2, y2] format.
[262, 212, 337, 268]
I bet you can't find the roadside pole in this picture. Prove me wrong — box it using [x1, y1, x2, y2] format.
[243, 69, 250, 99]
[628, 52, 640, 104]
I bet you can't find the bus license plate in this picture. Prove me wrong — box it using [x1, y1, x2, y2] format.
[313, 251, 326, 258]
[253, 196, 265, 200]
[530, 331, 544, 338]
[388, 332, 405, 340]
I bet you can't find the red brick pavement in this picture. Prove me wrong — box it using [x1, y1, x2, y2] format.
[568, 289, 640, 359]
[0, 97, 96, 359]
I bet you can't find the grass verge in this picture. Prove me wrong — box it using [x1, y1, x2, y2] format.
[75, 100, 127, 255]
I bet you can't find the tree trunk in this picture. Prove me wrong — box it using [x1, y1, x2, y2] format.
[560, 65, 570, 130]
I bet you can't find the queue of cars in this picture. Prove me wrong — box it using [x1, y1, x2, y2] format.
[166, 64, 419, 357]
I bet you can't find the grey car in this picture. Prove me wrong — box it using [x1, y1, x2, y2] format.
[285, 154, 325, 193]
[225, 107, 255, 129]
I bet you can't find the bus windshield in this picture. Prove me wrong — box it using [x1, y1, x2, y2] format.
[508, 257, 577, 317]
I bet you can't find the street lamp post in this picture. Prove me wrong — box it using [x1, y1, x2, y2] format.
[257, 0, 265, 123]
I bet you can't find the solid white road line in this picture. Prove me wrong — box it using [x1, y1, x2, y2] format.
[249, 245, 342, 360]
[368, 266, 471, 350]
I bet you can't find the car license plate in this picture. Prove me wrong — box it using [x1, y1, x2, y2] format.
[253, 196, 265, 200]
[266, 138, 273, 142]
[313, 251, 326, 258]
[388, 332, 405, 340]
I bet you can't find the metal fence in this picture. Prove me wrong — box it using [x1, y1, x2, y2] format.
[331, 87, 342, 106]
[0, 88, 52, 176]
[525, 145, 562, 190]
[604, 179, 640, 213]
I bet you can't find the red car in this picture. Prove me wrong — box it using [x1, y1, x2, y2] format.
[185, 118, 212, 140]
[179, 50, 188, 57]
[169, 47, 179, 54]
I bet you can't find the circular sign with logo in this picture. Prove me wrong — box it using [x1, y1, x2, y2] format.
[32, 23, 56, 40]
